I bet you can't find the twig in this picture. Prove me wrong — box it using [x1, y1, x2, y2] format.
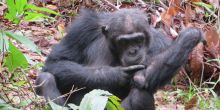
[20, 68, 37, 98]
[100, 0, 119, 10]
[63, 85, 75, 106]
[1, 85, 12, 103]
[159, 1, 168, 9]
[199, 62, 204, 88]
[137, 0, 147, 6]
[33, 79, 46, 88]
[49, 87, 85, 104]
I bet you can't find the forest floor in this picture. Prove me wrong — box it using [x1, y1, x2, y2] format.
[1, 0, 220, 110]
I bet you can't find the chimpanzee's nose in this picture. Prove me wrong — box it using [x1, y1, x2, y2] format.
[129, 48, 137, 56]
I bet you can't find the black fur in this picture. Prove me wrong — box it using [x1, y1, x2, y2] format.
[35, 8, 204, 110]
[122, 28, 204, 110]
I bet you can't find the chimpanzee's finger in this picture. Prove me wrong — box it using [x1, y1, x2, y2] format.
[121, 65, 145, 73]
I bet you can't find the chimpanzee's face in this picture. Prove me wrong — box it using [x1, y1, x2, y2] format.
[114, 32, 147, 66]
[101, 9, 150, 66]
[102, 25, 148, 66]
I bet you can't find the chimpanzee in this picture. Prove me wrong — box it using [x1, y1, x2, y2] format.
[35, 8, 204, 110]
[120, 28, 204, 110]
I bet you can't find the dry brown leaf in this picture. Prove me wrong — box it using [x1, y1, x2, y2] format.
[161, 7, 177, 27]
[28, 69, 38, 80]
[161, 0, 181, 27]
[189, 43, 204, 84]
[57, 22, 65, 33]
[30, 54, 46, 62]
[35, 38, 50, 47]
[46, 5, 58, 11]
[32, 31, 49, 36]
[184, 4, 195, 25]
[191, 0, 201, 2]
[205, 27, 220, 57]
[184, 96, 197, 110]
[58, 0, 74, 7]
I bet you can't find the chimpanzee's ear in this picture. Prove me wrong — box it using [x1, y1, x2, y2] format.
[101, 25, 109, 36]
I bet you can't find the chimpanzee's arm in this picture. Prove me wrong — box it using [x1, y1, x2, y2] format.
[45, 61, 144, 91]
[143, 28, 204, 93]
[36, 62, 144, 105]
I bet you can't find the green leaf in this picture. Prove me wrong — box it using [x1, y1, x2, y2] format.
[25, 4, 60, 16]
[5, 31, 40, 53]
[0, 103, 21, 110]
[16, 0, 27, 14]
[79, 89, 120, 110]
[13, 80, 27, 87]
[43, 105, 52, 110]
[216, 100, 220, 107]
[4, 13, 14, 22]
[5, 14, 20, 24]
[4, 42, 28, 72]
[0, 99, 5, 104]
[48, 100, 69, 110]
[24, 12, 48, 22]
[108, 96, 123, 110]
[91, 96, 108, 110]
[68, 103, 79, 110]
[24, 54, 37, 65]
[207, 59, 220, 63]
[106, 101, 117, 110]
[193, 2, 213, 9]
[6, 0, 17, 17]
[0, 32, 9, 52]
[79, 94, 92, 110]
[18, 99, 32, 108]
[5, 0, 21, 24]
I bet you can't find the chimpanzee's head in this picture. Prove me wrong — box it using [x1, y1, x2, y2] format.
[102, 9, 151, 66]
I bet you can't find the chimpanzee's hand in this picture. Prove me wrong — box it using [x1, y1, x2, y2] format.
[117, 65, 145, 86]
[121, 65, 145, 74]
[133, 70, 146, 89]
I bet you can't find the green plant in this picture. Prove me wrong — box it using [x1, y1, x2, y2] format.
[174, 72, 220, 109]
[48, 89, 124, 110]
[0, 30, 40, 72]
[4, 0, 60, 24]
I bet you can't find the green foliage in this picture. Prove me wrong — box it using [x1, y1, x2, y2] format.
[193, 2, 214, 17]
[48, 89, 123, 110]
[4, 0, 60, 24]
[78, 89, 123, 110]
[0, 31, 40, 72]
[79, 89, 109, 110]
[4, 42, 28, 72]
[175, 73, 220, 109]
[193, 2, 213, 9]
[5, 31, 40, 53]
[25, 4, 60, 15]
[207, 58, 220, 63]
[106, 96, 123, 110]
[5, 0, 20, 24]
[48, 100, 69, 110]
[0, 99, 21, 110]
[0, 31, 9, 52]
[0, 103, 21, 110]
[18, 99, 32, 108]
